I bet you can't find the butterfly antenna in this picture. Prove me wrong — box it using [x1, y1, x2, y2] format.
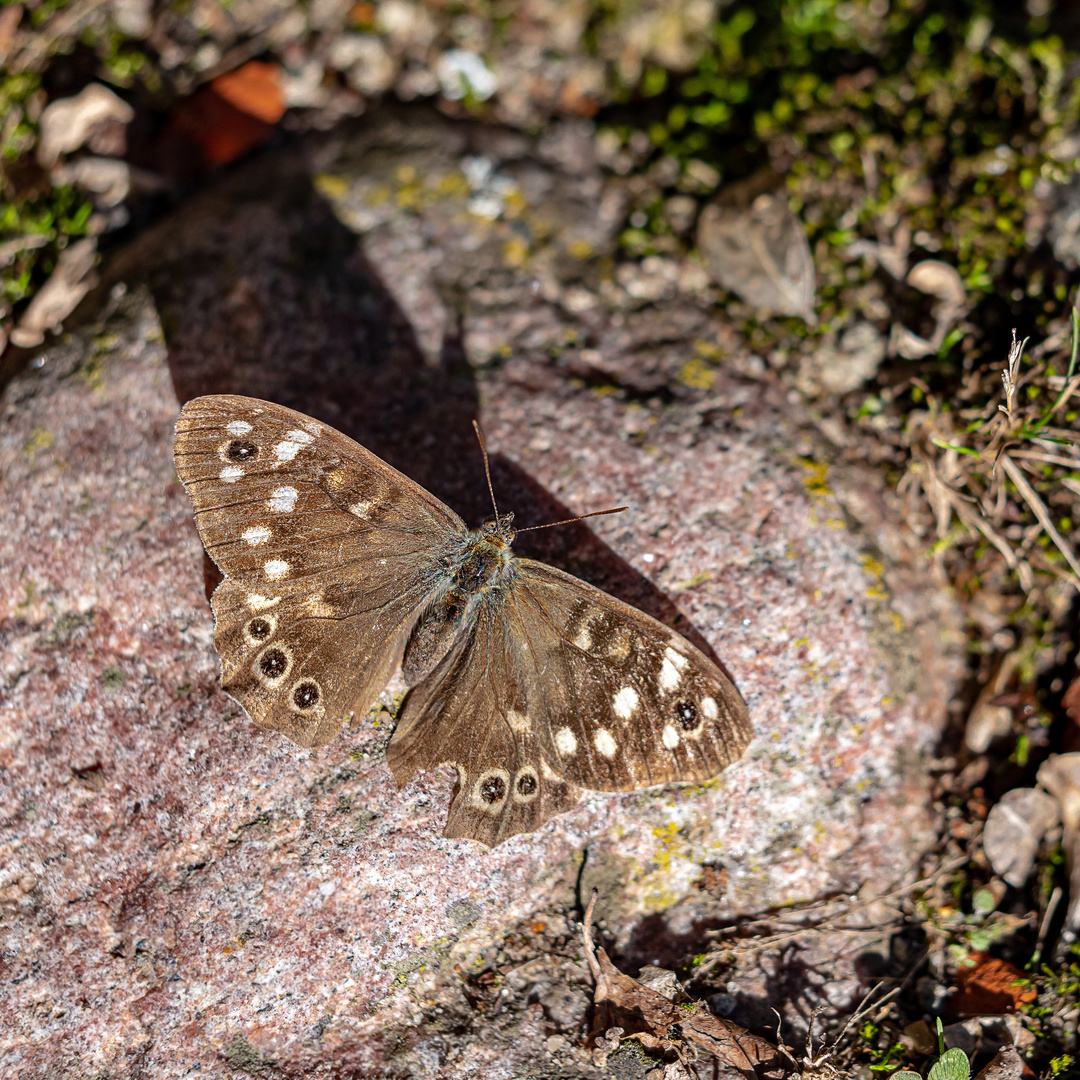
[472, 420, 627, 531]
[472, 420, 500, 518]
[516, 506, 628, 533]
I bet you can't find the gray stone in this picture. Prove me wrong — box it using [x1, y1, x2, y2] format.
[0, 107, 962, 1077]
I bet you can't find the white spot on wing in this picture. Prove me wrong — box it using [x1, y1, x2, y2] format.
[594, 728, 617, 758]
[269, 485, 298, 512]
[613, 686, 639, 719]
[305, 593, 334, 618]
[264, 559, 289, 580]
[349, 500, 372, 518]
[662, 724, 680, 749]
[659, 656, 681, 692]
[274, 440, 303, 461]
[701, 697, 718, 720]
[220, 465, 243, 483]
[574, 625, 592, 651]
[247, 593, 281, 610]
[242, 525, 271, 546]
[664, 646, 689, 671]
[285, 429, 314, 445]
[226, 420, 252, 436]
[555, 727, 578, 755]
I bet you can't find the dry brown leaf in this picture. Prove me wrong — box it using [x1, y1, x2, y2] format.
[584, 892, 787, 1078]
[37, 83, 134, 167]
[9, 237, 97, 348]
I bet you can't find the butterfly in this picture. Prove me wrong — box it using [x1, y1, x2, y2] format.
[173, 395, 752, 846]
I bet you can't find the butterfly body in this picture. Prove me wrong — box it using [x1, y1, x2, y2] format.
[402, 515, 516, 682]
[175, 395, 752, 846]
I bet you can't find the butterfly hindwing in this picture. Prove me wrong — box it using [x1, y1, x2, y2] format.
[174, 395, 466, 744]
[386, 606, 582, 847]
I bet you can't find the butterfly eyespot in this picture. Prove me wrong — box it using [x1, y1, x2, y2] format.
[292, 681, 320, 711]
[472, 769, 510, 810]
[513, 769, 538, 802]
[481, 776, 506, 803]
[245, 615, 275, 646]
[226, 439, 257, 461]
[674, 699, 700, 731]
[257, 647, 290, 683]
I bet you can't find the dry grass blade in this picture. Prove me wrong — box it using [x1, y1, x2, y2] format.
[999, 453, 1080, 587]
[1009, 448, 1080, 469]
[922, 457, 1033, 587]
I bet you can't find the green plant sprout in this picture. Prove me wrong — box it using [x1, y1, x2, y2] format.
[889, 1019, 970, 1080]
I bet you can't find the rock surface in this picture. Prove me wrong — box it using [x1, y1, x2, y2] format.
[0, 108, 961, 1078]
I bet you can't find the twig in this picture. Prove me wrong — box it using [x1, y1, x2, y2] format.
[582, 889, 601, 982]
[698, 857, 969, 972]
[1031, 885, 1062, 969]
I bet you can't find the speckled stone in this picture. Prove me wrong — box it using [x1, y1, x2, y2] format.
[0, 108, 961, 1078]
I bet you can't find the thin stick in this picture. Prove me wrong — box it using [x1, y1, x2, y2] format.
[517, 506, 628, 533]
[471, 420, 500, 519]
[582, 888, 601, 982]
[1032, 885, 1062, 968]
[1000, 452, 1080, 584]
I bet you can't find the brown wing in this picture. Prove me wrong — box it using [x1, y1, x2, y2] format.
[387, 605, 581, 847]
[510, 560, 752, 792]
[174, 394, 466, 746]
[387, 558, 750, 845]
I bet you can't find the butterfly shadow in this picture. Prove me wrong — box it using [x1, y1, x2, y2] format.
[129, 139, 729, 673]
[487, 454, 733, 676]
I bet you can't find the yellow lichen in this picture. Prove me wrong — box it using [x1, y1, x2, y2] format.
[313, 173, 349, 199]
[24, 427, 53, 456]
[677, 356, 716, 390]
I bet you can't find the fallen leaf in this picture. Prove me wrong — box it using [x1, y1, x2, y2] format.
[211, 61, 286, 125]
[698, 191, 816, 323]
[10, 237, 97, 348]
[37, 84, 134, 167]
[890, 259, 967, 361]
[982, 787, 1059, 888]
[907, 259, 967, 308]
[583, 892, 786, 1078]
[51, 157, 131, 208]
[162, 62, 285, 172]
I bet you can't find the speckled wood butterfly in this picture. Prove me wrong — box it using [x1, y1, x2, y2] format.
[174, 395, 751, 846]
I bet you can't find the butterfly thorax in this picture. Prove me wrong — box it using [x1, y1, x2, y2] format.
[400, 513, 519, 685]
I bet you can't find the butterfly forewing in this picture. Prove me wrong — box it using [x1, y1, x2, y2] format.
[174, 395, 466, 745]
[503, 562, 752, 792]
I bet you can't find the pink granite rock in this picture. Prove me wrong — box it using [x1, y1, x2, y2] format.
[0, 109, 961, 1077]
